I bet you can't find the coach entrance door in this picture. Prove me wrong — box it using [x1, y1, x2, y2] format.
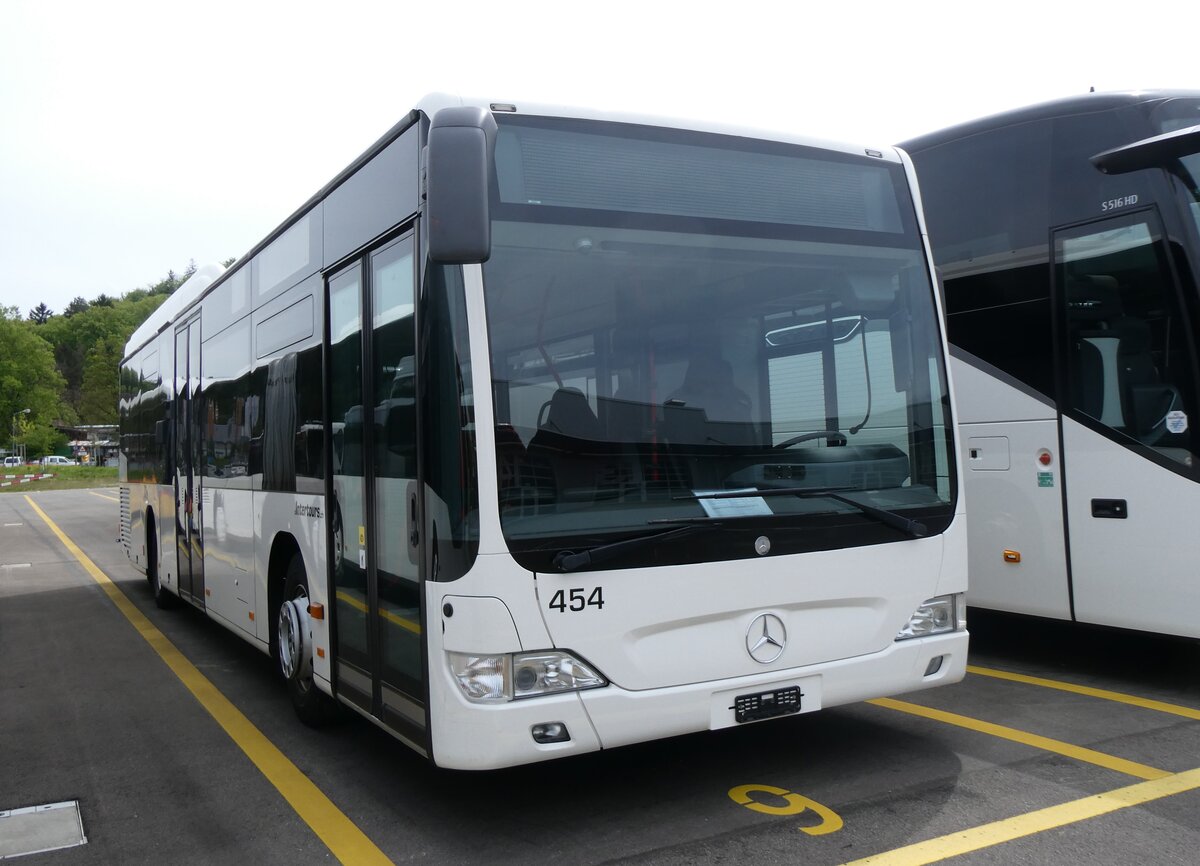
[327, 231, 426, 750]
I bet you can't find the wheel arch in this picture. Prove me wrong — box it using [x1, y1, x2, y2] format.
[267, 531, 302, 656]
[144, 504, 157, 576]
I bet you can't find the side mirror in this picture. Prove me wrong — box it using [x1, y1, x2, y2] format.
[426, 107, 498, 264]
[1092, 124, 1200, 175]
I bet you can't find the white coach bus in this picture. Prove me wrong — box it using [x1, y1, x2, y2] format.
[119, 94, 967, 770]
[902, 91, 1200, 639]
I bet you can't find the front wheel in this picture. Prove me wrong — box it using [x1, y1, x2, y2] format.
[278, 552, 338, 726]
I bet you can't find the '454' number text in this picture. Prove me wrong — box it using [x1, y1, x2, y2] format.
[548, 587, 605, 613]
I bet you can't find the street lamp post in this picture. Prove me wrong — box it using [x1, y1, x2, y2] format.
[11, 408, 30, 463]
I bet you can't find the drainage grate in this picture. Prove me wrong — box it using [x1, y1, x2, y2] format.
[0, 801, 87, 860]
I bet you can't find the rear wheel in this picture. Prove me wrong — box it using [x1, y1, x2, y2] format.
[278, 552, 338, 726]
[147, 519, 175, 609]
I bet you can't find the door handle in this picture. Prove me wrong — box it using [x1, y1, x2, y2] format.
[1091, 498, 1128, 519]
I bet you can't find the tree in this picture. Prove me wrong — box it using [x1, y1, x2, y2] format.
[146, 261, 195, 296]
[39, 286, 170, 417]
[9, 262, 214, 440]
[0, 314, 69, 457]
[78, 334, 125, 424]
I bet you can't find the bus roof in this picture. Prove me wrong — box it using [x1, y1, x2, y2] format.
[900, 89, 1200, 153]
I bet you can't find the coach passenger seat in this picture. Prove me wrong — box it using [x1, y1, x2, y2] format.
[1068, 276, 1125, 427]
[537, 387, 603, 440]
[528, 387, 609, 502]
[1115, 317, 1181, 443]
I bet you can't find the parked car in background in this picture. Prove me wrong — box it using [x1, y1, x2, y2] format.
[41, 455, 77, 467]
[3, 456, 22, 468]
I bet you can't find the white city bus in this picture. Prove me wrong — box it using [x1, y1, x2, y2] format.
[120, 94, 967, 770]
[902, 90, 1200, 639]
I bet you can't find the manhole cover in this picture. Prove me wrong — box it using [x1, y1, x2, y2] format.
[0, 801, 87, 859]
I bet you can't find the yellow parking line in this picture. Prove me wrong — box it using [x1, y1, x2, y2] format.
[869, 698, 1169, 780]
[840, 766, 1200, 865]
[89, 491, 120, 502]
[968, 665, 1200, 721]
[25, 496, 393, 866]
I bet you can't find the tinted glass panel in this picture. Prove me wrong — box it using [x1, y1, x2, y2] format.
[202, 318, 252, 481]
[1058, 212, 1200, 467]
[496, 120, 907, 233]
[370, 238, 421, 694]
[328, 266, 369, 675]
[484, 119, 953, 572]
[424, 264, 479, 581]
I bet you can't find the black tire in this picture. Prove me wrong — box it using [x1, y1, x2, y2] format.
[147, 521, 175, 610]
[279, 552, 338, 726]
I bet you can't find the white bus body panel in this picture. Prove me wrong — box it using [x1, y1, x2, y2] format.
[201, 480, 257, 637]
[1063, 419, 1200, 637]
[536, 536, 953, 690]
[157, 483, 178, 594]
[425, 521, 967, 770]
[952, 357, 1072, 619]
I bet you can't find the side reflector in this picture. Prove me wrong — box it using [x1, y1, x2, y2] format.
[316, 647, 326, 659]
[248, 611, 255, 621]
[308, 603, 325, 620]
[1003, 549, 1021, 563]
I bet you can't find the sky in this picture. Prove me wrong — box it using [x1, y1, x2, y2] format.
[2, 0, 1199, 317]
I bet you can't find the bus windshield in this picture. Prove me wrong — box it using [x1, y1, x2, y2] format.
[483, 117, 954, 571]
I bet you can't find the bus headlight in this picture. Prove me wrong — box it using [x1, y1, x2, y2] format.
[895, 594, 964, 640]
[448, 650, 608, 703]
[447, 653, 510, 702]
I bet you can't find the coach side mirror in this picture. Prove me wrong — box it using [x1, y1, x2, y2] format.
[426, 107, 498, 264]
[1091, 125, 1200, 175]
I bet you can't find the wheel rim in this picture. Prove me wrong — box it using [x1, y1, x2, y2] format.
[278, 588, 309, 683]
[332, 508, 344, 571]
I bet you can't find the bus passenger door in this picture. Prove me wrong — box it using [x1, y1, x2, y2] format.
[174, 315, 205, 606]
[327, 231, 425, 746]
[1055, 211, 1200, 636]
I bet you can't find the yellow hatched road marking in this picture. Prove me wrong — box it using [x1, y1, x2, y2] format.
[869, 698, 1169, 780]
[25, 496, 394, 866]
[840, 766, 1200, 865]
[968, 665, 1200, 721]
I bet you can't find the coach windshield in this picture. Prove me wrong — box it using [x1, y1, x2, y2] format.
[481, 116, 954, 572]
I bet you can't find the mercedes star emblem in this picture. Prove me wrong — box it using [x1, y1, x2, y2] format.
[746, 613, 787, 664]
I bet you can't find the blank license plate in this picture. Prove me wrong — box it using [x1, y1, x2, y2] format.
[733, 686, 802, 723]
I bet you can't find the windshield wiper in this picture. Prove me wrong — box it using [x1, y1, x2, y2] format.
[552, 523, 716, 573]
[680, 486, 928, 538]
[817, 491, 928, 538]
